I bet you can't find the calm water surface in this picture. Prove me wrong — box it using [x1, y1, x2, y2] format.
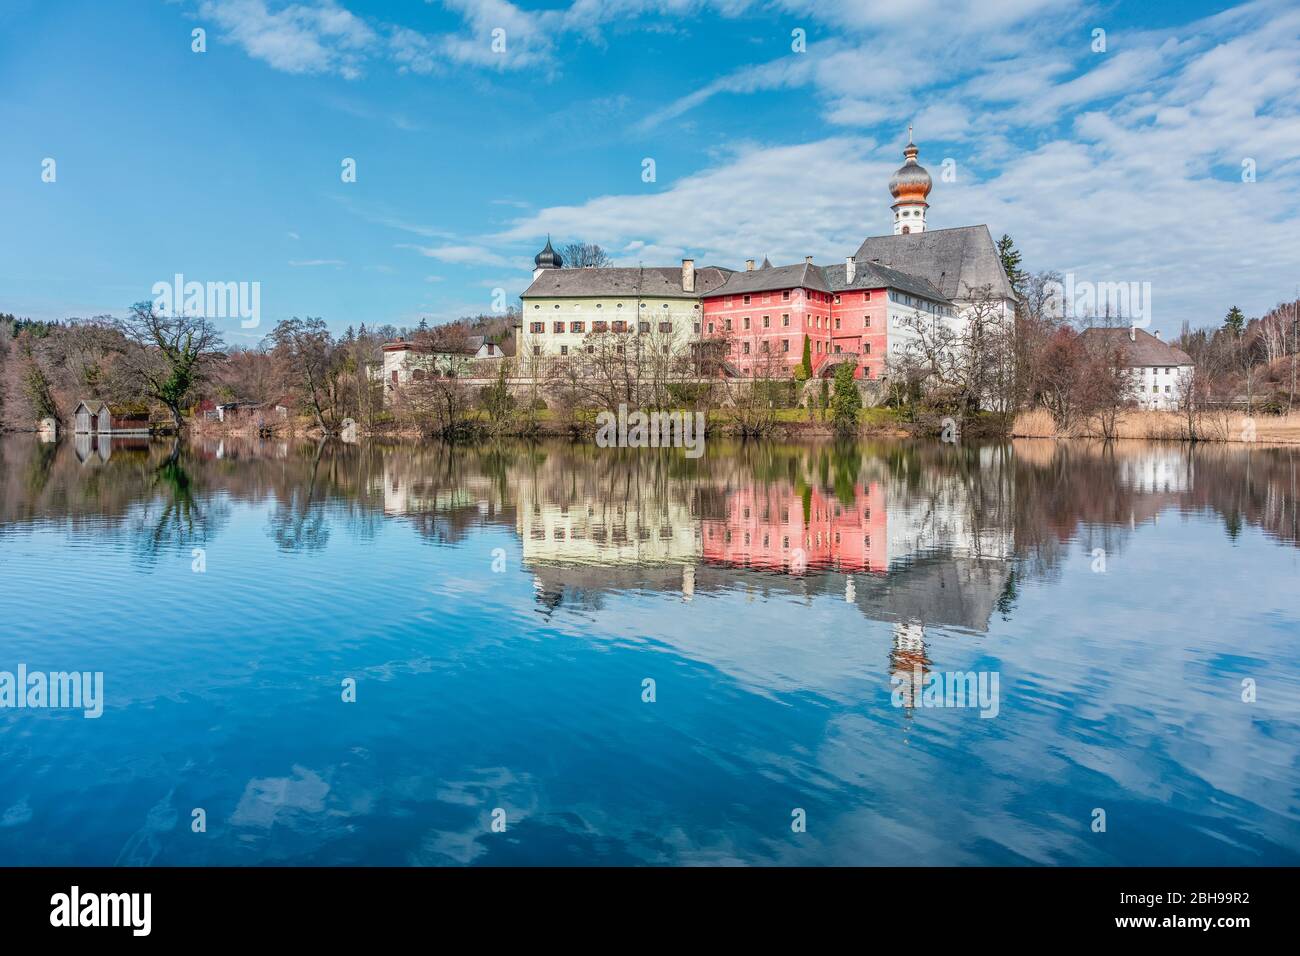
[0, 434, 1297, 865]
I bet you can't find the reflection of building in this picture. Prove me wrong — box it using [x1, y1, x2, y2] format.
[1117, 448, 1191, 493]
[701, 483, 888, 573]
[73, 434, 149, 464]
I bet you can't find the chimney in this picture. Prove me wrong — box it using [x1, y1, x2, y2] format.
[681, 258, 695, 293]
[745, 259, 755, 272]
[805, 255, 814, 265]
[1154, 330, 1161, 339]
[845, 256, 855, 284]
[1129, 325, 1136, 342]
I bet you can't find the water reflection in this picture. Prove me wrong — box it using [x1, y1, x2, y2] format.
[0, 434, 1297, 865]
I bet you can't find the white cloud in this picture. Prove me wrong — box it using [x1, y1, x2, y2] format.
[289, 258, 346, 266]
[199, 0, 377, 78]
[398, 243, 515, 268]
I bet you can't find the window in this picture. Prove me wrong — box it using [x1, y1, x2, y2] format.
[612, 320, 627, 332]
[553, 321, 564, 333]
[834, 295, 841, 304]
[782, 339, 790, 352]
[742, 342, 750, 354]
[595, 303, 602, 309]
[530, 322, 544, 333]
[864, 315, 871, 327]
[554, 304, 560, 309]
[863, 343, 871, 354]
[693, 322, 700, 334]
[743, 316, 751, 330]
[532, 345, 541, 356]
[782, 314, 790, 327]
[570, 321, 585, 333]
[782, 290, 790, 301]
[639, 321, 650, 333]
[834, 317, 841, 330]
[659, 322, 672, 333]
[707, 322, 714, 334]
[724, 318, 732, 331]
[762, 315, 770, 328]
[390, 370, 398, 383]
[594, 320, 608, 332]
[864, 291, 871, 301]
[743, 294, 752, 305]
[560, 345, 569, 355]
[760, 341, 769, 353]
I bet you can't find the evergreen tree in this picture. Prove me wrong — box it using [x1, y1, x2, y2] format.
[1223, 306, 1246, 336]
[830, 362, 862, 434]
[796, 334, 812, 380]
[996, 234, 1025, 294]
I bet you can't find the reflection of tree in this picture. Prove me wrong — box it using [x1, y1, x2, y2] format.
[267, 441, 330, 552]
[131, 441, 230, 562]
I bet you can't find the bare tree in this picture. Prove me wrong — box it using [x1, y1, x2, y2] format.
[116, 301, 222, 431]
[267, 317, 338, 433]
[559, 241, 611, 269]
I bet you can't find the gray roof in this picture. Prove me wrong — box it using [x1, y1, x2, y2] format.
[711, 261, 830, 297]
[822, 260, 951, 304]
[853, 225, 1015, 301]
[1080, 327, 1194, 367]
[713, 258, 950, 305]
[523, 266, 732, 298]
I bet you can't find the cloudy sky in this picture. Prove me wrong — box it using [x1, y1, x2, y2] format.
[2, 0, 1297, 341]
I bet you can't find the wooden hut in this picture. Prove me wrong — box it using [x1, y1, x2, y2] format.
[73, 400, 151, 435]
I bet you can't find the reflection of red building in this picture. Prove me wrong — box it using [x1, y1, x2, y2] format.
[701, 482, 888, 574]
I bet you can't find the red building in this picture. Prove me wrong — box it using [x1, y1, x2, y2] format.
[699, 256, 948, 380]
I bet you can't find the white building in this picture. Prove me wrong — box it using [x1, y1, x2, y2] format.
[1080, 327, 1195, 411]
[379, 335, 507, 403]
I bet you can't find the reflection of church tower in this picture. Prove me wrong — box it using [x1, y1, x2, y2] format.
[890, 620, 931, 715]
[889, 127, 932, 235]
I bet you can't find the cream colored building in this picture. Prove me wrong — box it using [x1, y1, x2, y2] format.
[518, 241, 732, 364]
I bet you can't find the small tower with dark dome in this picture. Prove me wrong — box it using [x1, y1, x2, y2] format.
[889, 127, 932, 235]
[533, 236, 562, 279]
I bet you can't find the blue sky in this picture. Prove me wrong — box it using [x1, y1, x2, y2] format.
[1, 0, 1297, 344]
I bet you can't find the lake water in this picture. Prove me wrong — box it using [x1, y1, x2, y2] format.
[0, 434, 1296, 866]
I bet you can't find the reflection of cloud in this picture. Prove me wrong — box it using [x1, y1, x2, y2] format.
[232, 766, 330, 828]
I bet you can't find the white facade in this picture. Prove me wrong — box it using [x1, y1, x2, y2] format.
[1128, 363, 1193, 410]
[519, 297, 703, 361]
[893, 202, 927, 235]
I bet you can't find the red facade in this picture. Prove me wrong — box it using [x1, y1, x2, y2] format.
[700, 283, 889, 380]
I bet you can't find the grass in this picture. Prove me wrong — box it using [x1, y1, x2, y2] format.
[1012, 407, 1300, 443]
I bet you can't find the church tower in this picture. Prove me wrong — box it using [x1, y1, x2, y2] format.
[533, 235, 563, 280]
[889, 127, 932, 235]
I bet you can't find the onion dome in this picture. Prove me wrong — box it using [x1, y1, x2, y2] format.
[534, 235, 563, 270]
[888, 128, 932, 205]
